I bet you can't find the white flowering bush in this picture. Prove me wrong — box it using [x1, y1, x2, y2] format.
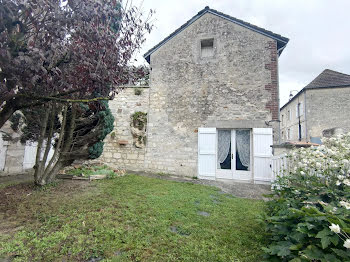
[263, 133, 350, 261]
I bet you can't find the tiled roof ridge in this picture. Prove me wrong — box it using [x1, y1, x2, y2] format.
[143, 6, 289, 62]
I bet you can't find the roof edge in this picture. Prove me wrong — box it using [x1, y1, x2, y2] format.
[143, 6, 289, 63]
[280, 84, 350, 110]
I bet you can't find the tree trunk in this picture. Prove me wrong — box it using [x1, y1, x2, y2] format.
[34, 104, 78, 186]
[34, 108, 50, 185]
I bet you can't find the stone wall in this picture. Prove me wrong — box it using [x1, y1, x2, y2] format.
[143, 12, 277, 177]
[98, 87, 150, 170]
[0, 121, 26, 175]
[280, 92, 307, 142]
[306, 87, 350, 139]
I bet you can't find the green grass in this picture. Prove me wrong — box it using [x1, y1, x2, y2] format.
[0, 175, 266, 261]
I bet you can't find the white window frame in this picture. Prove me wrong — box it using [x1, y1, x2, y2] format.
[299, 102, 303, 116]
[287, 128, 291, 140]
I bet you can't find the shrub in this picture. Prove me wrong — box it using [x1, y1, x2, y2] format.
[263, 133, 350, 261]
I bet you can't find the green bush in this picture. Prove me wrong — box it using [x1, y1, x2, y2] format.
[263, 133, 350, 261]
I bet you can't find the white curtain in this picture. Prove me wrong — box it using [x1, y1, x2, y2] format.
[236, 130, 250, 168]
[217, 130, 231, 168]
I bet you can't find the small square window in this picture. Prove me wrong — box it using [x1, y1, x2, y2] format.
[201, 38, 214, 58]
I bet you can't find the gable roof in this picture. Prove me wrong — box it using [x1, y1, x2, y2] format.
[143, 6, 289, 63]
[305, 69, 350, 89]
[281, 69, 350, 110]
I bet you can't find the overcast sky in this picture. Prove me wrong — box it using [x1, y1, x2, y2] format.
[133, 0, 350, 106]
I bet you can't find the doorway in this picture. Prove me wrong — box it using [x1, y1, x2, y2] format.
[216, 129, 251, 180]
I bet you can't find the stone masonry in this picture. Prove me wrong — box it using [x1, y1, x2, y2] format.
[0, 121, 26, 174]
[99, 87, 150, 170]
[100, 12, 282, 177]
[280, 69, 350, 143]
[306, 87, 350, 139]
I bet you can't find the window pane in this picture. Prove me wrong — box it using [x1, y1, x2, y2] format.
[217, 130, 231, 169]
[201, 38, 214, 57]
[236, 130, 250, 171]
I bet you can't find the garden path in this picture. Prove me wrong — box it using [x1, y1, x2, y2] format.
[129, 171, 271, 200]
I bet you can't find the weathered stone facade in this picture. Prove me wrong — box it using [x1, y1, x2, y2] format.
[146, 13, 277, 177]
[306, 87, 350, 139]
[280, 93, 306, 142]
[280, 69, 350, 143]
[0, 121, 26, 174]
[101, 10, 287, 178]
[99, 87, 150, 170]
[0, 8, 289, 179]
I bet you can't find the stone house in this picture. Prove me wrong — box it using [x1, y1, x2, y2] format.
[280, 69, 350, 143]
[0, 120, 49, 174]
[99, 6, 289, 183]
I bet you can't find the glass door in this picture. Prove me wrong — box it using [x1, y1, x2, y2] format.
[216, 129, 251, 180]
[216, 129, 233, 179]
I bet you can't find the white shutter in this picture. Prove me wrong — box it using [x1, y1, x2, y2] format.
[23, 140, 55, 170]
[0, 133, 7, 171]
[198, 128, 216, 180]
[23, 141, 38, 170]
[253, 128, 273, 183]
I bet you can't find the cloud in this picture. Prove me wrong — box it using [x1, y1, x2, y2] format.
[133, 0, 350, 106]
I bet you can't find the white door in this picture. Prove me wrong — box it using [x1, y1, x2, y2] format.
[198, 128, 216, 180]
[253, 128, 273, 183]
[23, 140, 55, 170]
[216, 129, 252, 181]
[23, 141, 38, 170]
[0, 133, 7, 171]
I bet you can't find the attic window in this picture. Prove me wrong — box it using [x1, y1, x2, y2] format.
[201, 38, 214, 57]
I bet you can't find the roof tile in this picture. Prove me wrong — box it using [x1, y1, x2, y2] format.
[305, 69, 350, 89]
[143, 6, 289, 63]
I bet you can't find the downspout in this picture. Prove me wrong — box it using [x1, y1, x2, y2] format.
[303, 89, 308, 142]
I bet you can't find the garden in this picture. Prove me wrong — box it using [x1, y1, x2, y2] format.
[263, 133, 350, 261]
[1, 133, 350, 261]
[0, 174, 266, 262]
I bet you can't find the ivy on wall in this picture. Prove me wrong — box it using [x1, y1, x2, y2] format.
[130, 112, 147, 148]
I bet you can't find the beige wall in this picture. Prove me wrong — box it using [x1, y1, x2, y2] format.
[145, 13, 278, 176]
[98, 87, 150, 171]
[306, 87, 350, 139]
[0, 120, 26, 174]
[99, 13, 281, 177]
[280, 92, 306, 142]
[280, 86, 350, 142]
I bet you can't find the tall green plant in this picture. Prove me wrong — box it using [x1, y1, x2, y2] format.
[264, 133, 350, 261]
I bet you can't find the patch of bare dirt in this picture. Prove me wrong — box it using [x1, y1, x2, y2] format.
[0, 179, 95, 236]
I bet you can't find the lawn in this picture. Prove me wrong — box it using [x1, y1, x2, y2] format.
[0, 174, 266, 261]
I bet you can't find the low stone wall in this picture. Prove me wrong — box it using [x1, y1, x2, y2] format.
[273, 141, 319, 156]
[98, 87, 150, 171]
[0, 122, 26, 175]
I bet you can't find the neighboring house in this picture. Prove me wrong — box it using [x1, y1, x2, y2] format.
[0, 121, 49, 174]
[280, 69, 350, 143]
[100, 6, 289, 184]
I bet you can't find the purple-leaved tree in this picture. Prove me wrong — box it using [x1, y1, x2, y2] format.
[0, 0, 152, 185]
